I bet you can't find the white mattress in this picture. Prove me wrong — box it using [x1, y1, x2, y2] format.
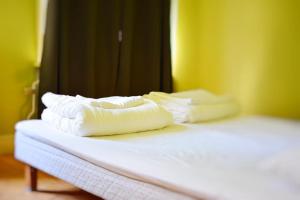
[15, 131, 193, 200]
[15, 116, 300, 200]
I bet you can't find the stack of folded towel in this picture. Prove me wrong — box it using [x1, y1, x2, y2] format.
[41, 92, 173, 136]
[144, 89, 239, 123]
[40, 89, 239, 136]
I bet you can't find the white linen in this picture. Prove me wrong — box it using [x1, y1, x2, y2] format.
[41, 99, 173, 136]
[15, 116, 300, 200]
[169, 89, 233, 105]
[76, 95, 144, 109]
[187, 102, 240, 122]
[42, 92, 145, 118]
[42, 92, 82, 118]
[259, 147, 300, 186]
[145, 90, 239, 123]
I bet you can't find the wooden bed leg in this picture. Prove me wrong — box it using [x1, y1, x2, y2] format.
[25, 165, 38, 191]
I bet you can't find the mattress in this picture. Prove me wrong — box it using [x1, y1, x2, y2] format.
[15, 131, 193, 200]
[15, 116, 300, 200]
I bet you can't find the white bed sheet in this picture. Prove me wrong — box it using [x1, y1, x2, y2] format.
[15, 116, 300, 200]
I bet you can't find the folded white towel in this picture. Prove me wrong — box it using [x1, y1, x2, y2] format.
[187, 102, 239, 123]
[171, 89, 233, 105]
[42, 92, 145, 118]
[42, 92, 74, 108]
[148, 92, 194, 105]
[145, 89, 239, 123]
[42, 92, 85, 119]
[75, 95, 144, 109]
[41, 99, 173, 136]
[149, 89, 233, 105]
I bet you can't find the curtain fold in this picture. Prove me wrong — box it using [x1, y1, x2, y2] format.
[38, 0, 172, 115]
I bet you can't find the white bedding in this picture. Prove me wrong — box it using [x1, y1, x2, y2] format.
[144, 90, 239, 123]
[15, 116, 300, 200]
[41, 99, 172, 137]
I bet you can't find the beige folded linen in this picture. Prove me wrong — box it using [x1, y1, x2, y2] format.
[145, 89, 239, 123]
[41, 92, 173, 136]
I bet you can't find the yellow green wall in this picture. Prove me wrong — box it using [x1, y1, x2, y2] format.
[0, 0, 37, 140]
[174, 0, 300, 118]
[0, 0, 299, 145]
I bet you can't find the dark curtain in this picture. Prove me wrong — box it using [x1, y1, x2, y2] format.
[38, 0, 172, 114]
[116, 0, 172, 95]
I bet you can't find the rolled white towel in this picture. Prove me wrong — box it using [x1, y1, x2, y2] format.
[76, 95, 144, 109]
[41, 99, 173, 136]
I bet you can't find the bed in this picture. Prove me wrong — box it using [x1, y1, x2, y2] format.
[14, 116, 300, 200]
